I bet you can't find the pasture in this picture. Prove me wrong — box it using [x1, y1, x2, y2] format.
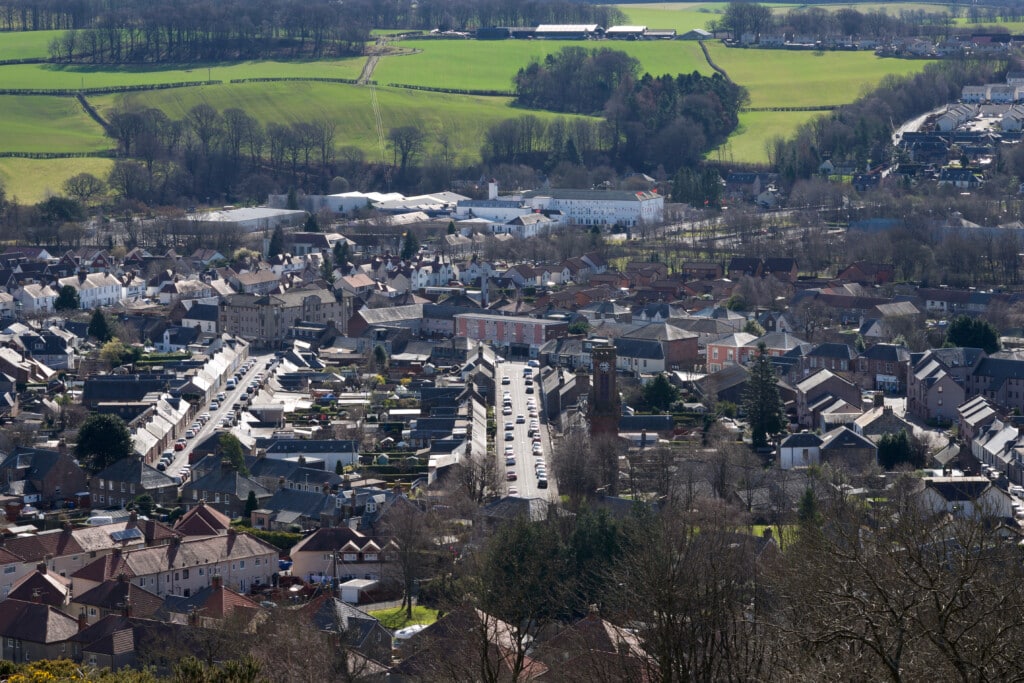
[704, 44, 931, 108]
[709, 110, 825, 165]
[0, 29, 65, 60]
[92, 82, 598, 162]
[0, 57, 364, 90]
[0, 95, 109, 153]
[0, 157, 114, 203]
[372, 38, 711, 92]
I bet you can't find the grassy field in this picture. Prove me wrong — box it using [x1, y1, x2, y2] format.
[709, 110, 825, 164]
[0, 57, 365, 90]
[0, 29, 65, 60]
[0, 95, 109, 153]
[705, 44, 931, 108]
[368, 605, 439, 629]
[92, 82, 597, 161]
[373, 38, 710, 92]
[0, 157, 114, 203]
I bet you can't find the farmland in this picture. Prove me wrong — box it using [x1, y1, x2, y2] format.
[0, 5, 953, 175]
[92, 82, 597, 162]
[0, 95, 109, 153]
[372, 38, 711, 91]
[0, 157, 114, 204]
[704, 45, 930, 108]
[0, 58, 364, 91]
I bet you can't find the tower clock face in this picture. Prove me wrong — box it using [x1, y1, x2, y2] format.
[599, 362, 610, 372]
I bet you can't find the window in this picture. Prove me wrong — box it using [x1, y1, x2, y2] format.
[239, 561, 245, 569]
[183, 569, 189, 579]
[343, 553, 357, 562]
[130, 484, 135, 494]
[89, 608, 97, 616]
[99, 496, 105, 504]
[199, 568, 205, 576]
[364, 553, 378, 562]
[3, 566, 15, 575]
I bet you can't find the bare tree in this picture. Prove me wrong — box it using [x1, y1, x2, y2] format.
[381, 497, 435, 619]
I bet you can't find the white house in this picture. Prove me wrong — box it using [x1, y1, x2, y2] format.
[919, 476, 1014, 518]
[56, 272, 124, 309]
[16, 284, 58, 314]
[778, 432, 823, 469]
[961, 85, 989, 103]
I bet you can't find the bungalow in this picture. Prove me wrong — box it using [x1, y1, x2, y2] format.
[778, 432, 823, 470]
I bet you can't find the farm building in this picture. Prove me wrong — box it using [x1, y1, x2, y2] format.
[534, 24, 601, 39]
[477, 27, 511, 40]
[646, 29, 678, 39]
[605, 26, 647, 40]
[679, 29, 711, 40]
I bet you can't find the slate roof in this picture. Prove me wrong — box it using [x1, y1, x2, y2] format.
[183, 468, 271, 501]
[158, 580, 260, 620]
[96, 457, 177, 490]
[292, 527, 383, 554]
[613, 337, 664, 360]
[925, 477, 993, 502]
[779, 432, 823, 448]
[74, 577, 164, 619]
[7, 569, 70, 606]
[807, 343, 857, 360]
[265, 440, 358, 455]
[0, 599, 79, 643]
[859, 343, 910, 363]
[820, 426, 876, 451]
[304, 594, 383, 648]
[481, 496, 552, 523]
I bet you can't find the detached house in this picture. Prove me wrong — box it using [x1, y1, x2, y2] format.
[290, 527, 394, 584]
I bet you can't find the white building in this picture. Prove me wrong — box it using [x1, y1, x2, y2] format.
[57, 272, 124, 309]
[15, 284, 57, 314]
[524, 188, 664, 227]
[961, 85, 989, 103]
[192, 207, 306, 234]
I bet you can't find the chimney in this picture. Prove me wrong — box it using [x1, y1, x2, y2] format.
[78, 270, 87, 284]
[128, 510, 138, 526]
[78, 612, 88, 632]
[211, 575, 223, 590]
[122, 597, 132, 618]
[112, 547, 122, 558]
[640, 429, 648, 448]
[36, 562, 46, 575]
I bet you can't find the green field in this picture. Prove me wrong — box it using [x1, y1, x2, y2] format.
[374, 38, 710, 91]
[710, 110, 825, 164]
[93, 82, 597, 162]
[705, 44, 930, 108]
[0, 95, 109, 153]
[0, 157, 114, 203]
[0, 29, 65, 60]
[0, 57, 364, 90]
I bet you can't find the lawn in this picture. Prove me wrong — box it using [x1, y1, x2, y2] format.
[0, 157, 114, 204]
[373, 38, 710, 92]
[705, 44, 932, 108]
[0, 29, 65, 60]
[369, 605, 439, 630]
[0, 95, 110, 153]
[709, 110, 825, 164]
[0, 57, 365, 90]
[92, 82, 597, 162]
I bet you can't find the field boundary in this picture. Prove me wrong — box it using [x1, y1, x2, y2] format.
[76, 93, 112, 135]
[741, 105, 838, 112]
[0, 150, 116, 159]
[699, 40, 731, 82]
[229, 76, 372, 86]
[386, 82, 514, 97]
[0, 80, 220, 96]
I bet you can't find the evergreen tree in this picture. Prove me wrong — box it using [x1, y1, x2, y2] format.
[285, 188, 299, 210]
[797, 486, 821, 528]
[88, 308, 112, 342]
[54, 285, 80, 311]
[742, 342, 786, 448]
[304, 212, 318, 232]
[267, 224, 285, 258]
[333, 239, 349, 267]
[945, 315, 1000, 353]
[643, 373, 680, 412]
[320, 254, 335, 285]
[243, 490, 258, 518]
[219, 433, 249, 475]
[400, 231, 419, 260]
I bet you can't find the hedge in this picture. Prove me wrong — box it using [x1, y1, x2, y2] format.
[233, 524, 304, 553]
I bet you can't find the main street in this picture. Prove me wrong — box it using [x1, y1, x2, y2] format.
[165, 351, 278, 478]
[496, 360, 558, 501]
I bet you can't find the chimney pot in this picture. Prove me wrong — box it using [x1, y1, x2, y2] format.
[36, 562, 46, 575]
[78, 612, 88, 631]
[211, 575, 223, 589]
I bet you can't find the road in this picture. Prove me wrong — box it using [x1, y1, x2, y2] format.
[165, 351, 277, 478]
[496, 361, 558, 501]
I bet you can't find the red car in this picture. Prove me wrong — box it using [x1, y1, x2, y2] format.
[506, 470, 517, 481]
[174, 440, 186, 451]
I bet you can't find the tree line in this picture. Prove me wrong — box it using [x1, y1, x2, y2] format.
[30, 0, 622, 63]
[713, 1, 965, 41]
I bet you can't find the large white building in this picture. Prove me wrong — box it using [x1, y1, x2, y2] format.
[524, 188, 664, 227]
[56, 272, 124, 309]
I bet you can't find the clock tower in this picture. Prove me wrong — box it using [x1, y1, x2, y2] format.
[589, 344, 620, 436]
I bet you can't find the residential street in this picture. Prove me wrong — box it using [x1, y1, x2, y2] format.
[496, 361, 558, 501]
